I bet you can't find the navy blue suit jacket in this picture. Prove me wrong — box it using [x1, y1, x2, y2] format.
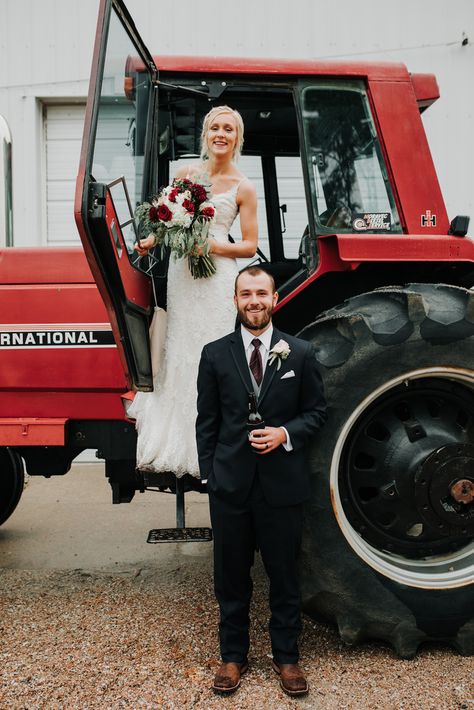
[196, 326, 327, 507]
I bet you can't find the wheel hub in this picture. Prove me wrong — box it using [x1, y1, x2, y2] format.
[339, 377, 474, 558]
[415, 444, 474, 534]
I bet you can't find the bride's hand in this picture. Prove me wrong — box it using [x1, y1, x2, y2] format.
[207, 238, 217, 255]
[194, 238, 216, 257]
[134, 235, 155, 256]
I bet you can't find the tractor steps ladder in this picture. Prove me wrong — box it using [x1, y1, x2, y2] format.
[146, 476, 213, 543]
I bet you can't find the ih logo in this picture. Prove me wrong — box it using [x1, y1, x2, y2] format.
[421, 210, 437, 227]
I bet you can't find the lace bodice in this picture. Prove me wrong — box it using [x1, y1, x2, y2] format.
[210, 181, 243, 241]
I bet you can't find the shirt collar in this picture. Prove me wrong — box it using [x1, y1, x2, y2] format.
[241, 323, 273, 351]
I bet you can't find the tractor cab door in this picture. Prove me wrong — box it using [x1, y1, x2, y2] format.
[75, 0, 158, 391]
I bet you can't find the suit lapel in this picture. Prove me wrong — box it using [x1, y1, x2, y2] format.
[258, 327, 281, 407]
[229, 331, 253, 394]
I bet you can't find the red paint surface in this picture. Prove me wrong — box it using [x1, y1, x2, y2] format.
[0, 244, 128, 426]
[104, 192, 150, 310]
[0, 418, 67, 446]
[155, 56, 411, 81]
[410, 73, 440, 108]
[336, 234, 474, 261]
[0, 392, 126, 420]
[275, 232, 474, 311]
[0, 247, 93, 284]
[370, 80, 449, 235]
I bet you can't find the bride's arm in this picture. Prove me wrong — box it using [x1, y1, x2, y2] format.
[209, 180, 258, 259]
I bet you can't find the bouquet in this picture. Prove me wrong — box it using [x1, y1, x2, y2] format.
[135, 177, 216, 279]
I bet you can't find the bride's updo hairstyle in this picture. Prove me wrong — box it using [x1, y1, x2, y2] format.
[200, 105, 244, 161]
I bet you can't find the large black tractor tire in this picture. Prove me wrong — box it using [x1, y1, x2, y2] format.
[299, 284, 474, 658]
[0, 448, 25, 525]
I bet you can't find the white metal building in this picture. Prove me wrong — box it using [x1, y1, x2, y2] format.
[0, 0, 473, 249]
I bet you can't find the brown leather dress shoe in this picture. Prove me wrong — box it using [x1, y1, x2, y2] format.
[212, 660, 249, 694]
[272, 661, 309, 696]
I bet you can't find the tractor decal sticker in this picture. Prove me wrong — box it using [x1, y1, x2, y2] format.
[353, 213, 391, 232]
[0, 323, 115, 349]
[421, 210, 437, 227]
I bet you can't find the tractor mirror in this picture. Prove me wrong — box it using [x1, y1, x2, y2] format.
[448, 215, 470, 236]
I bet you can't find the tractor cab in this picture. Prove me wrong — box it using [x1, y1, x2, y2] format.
[75, 0, 460, 397]
[75, 0, 437, 395]
[148, 68, 403, 298]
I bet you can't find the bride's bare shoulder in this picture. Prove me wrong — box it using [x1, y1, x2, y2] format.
[174, 163, 201, 180]
[236, 175, 257, 199]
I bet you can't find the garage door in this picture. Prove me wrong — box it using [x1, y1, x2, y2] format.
[45, 103, 138, 246]
[44, 104, 86, 245]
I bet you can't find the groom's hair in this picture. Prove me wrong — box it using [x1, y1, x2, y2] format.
[234, 266, 276, 294]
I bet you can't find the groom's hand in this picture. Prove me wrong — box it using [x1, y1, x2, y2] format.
[250, 427, 287, 454]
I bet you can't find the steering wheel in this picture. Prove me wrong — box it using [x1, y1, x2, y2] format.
[324, 204, 352, 229]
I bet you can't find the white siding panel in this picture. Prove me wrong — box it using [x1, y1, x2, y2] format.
[47, 181, 75, 201]
[44, 103, 140, 245]
[30, 0, 56, 86]
[46, 141, 82, 181]
[45, 116, 85, 141]
[2, 0, 472, 247]
[47, 201, 76, 242]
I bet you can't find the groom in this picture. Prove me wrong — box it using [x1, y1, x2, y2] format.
[196, 266, 327, 697]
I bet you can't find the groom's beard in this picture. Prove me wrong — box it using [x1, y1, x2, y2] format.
[238, 304, 274, 331]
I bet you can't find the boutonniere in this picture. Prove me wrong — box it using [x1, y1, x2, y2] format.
[268, 339, 291, 370]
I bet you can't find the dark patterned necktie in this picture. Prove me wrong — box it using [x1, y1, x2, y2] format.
[250, 338, 263, 386]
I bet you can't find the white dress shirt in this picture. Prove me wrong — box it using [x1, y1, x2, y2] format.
[241, 324, 293, 451]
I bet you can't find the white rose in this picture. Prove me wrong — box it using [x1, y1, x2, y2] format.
[271, 339, 291, 357]
[268, 339, 291, 369]
[170, 203, 192, 228]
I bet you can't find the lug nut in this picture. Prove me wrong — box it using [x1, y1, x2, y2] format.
[450, 479, 474, 504]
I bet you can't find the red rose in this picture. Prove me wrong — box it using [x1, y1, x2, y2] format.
[182, 199, 195, 214]
[157, 204, 173, 222]
[149, 206, 158, 221]
[168, 188, 179, 203]
[192, 184, 208, 204]
[200, 206, 215, 219]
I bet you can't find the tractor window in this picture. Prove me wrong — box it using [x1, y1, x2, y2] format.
[275, 156, 307, 259]
[300, 82, 401, 234]
[90, 10, 152, 253]
[232, 155, 267, 264]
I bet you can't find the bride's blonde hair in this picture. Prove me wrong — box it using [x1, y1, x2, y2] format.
[200, 105, 244, 161]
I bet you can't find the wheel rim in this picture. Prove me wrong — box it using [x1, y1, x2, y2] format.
[330, 367, 474, 589]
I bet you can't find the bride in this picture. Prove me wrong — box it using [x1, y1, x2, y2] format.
[131, 105, 258, 476]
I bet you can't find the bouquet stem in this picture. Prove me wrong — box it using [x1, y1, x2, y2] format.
[188, 254, 216, 279]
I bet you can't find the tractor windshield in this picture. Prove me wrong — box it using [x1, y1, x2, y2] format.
[300, 81, 401, 234]
[90, 10, 154, 254]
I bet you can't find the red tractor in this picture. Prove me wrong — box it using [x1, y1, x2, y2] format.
[1, 0, 473, 657]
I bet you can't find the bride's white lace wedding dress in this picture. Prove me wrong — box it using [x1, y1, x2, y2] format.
[129, 180, 244, 477]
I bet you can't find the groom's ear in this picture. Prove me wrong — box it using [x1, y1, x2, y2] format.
[273, 290, 279, 307]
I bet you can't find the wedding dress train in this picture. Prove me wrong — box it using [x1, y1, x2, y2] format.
[129, 181, 244, 477]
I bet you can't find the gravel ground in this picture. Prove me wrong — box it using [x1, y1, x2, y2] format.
[1, 555, 473, 710]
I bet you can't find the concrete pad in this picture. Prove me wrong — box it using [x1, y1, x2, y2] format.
[0, 463, 212, 570]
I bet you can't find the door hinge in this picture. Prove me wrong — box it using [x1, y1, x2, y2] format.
[89, 182, 107, 220]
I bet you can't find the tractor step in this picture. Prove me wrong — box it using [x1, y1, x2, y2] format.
[146, 475, 212, 543]
[147, 527, 213, 543]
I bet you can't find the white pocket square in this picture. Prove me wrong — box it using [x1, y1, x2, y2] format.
[281, 370, 295, 379]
